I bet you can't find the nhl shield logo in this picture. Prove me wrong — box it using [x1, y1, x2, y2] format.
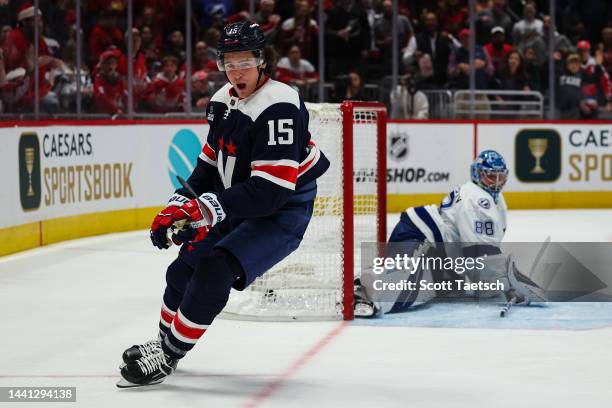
[388, 131, 409, 162]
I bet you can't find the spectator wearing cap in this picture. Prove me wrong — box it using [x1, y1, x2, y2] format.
[276, 45, 319, 91]
[2, 3, 60, 113]
[93, 49, 127, 115]
[484, 26, 513, 71]
[448, 28, 493, 89]
[191, 70, 210, 112]
[89, 9, 124, 67]
[577, 40, 612, 114]
[279, 0, 319, 61]
[555, 53, 590, 119]
[512, 1, 543, 46]
[255, 0, 281, 46]
[142, 55, 185, 113]
[403, 12, 452, 87]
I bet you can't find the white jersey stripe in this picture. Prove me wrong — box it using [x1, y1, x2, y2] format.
[177, 309, 210, 330]
[199, 152, 217, 167]
[251, 159, 299, 168]
[406, 207, 436, 244]
[251, 170, 296, 190]
[298, 146, 320, 178]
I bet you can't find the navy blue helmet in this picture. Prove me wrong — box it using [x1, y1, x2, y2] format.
[217, 22, 266, 71]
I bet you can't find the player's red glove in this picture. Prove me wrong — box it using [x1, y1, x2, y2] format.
[150, 193, 226, 249]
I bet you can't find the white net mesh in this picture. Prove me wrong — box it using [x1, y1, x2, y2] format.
[221, 103, 383, 321]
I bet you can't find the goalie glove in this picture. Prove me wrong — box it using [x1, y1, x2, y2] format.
[475, 253, 548, 304]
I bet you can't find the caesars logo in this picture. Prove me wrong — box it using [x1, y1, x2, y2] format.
[515, 129, 561, 182]
[388, 131, 409, 162]
[19, 132, 42, 211]
[567, 128, 612, 182]
[19, 131, 134, 211]
[168, 129, 203, 189]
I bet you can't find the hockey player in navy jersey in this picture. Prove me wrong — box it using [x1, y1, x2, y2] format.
[354, 150, 546, 317]
[117, 22, 329, 387]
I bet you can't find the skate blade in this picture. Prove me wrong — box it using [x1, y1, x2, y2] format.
[116, 377, 163, 389]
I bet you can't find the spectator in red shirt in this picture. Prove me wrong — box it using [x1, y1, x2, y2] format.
[93, 49, 127, 115]
[136, 6, 163, 51]
[142, 55, 185, 113]
[89, 9, 124, 67]
[278, 0, 319, 59]
[255, 0, 281, 45]
[118, 27, 148, 107]
[439, 0, 469, 38]
[2, 3, 60, 113]
[181, 41, 218, 76]
[577, 40, 612, 114]
[484, 26, 513, 71]
[276, 45, 319, 90]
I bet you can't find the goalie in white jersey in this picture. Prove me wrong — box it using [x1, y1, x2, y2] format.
[355, 150, 546, 317]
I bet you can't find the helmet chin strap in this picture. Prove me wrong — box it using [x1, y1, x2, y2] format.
[256, 66, 265, 86]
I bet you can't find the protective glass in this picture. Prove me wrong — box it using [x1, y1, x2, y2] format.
[480, 168, 509, 192]
[217, 56, 264, 72]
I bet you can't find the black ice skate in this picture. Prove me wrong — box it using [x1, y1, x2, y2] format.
[121, 337, 162, 364]
[116, 349, 177, 388]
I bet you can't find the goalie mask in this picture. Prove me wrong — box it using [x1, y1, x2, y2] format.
[470, 150, 508, 201]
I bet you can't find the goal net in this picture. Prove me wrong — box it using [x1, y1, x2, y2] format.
[221, 101, 387, 321]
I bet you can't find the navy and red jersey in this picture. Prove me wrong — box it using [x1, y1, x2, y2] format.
[178, 77, 329, 219]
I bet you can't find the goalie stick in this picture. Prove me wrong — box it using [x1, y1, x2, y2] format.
[499, 296, 517, 318]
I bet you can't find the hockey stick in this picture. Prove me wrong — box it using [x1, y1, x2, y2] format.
[499, 296, 518, 318]
[176, 175, 212, 225]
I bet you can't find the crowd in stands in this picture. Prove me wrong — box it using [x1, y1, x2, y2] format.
[0, 0, 611, 119]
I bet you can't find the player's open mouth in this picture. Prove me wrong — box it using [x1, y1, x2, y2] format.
[236, 83, 247, 90]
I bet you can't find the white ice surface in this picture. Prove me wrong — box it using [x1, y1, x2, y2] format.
[1, 210, 611, 408]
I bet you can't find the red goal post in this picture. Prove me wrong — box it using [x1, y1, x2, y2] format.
[341, 101, 388, 320]
[221, 101, 388, 321]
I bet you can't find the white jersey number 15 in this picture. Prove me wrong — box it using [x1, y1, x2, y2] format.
[267, 119, 294, 145]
